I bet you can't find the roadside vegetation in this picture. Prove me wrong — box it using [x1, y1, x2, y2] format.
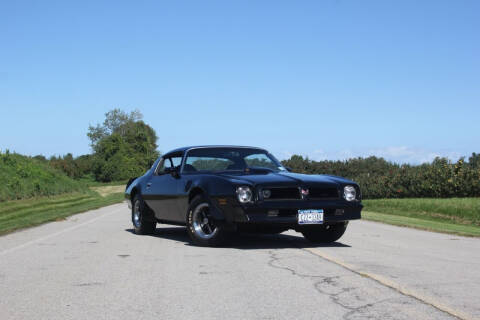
[282, 153, 480, 198]
[0, 151, 87, 201]
[362, 198, 480, 237]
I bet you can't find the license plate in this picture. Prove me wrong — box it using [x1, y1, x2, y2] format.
[298, 209, 324, 224]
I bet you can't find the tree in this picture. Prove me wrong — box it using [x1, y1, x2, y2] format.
[33, 155, 47, 162]
[87, 109, 143, 146]
[88, 109, 159, 182]
[469, 152, 480, 169]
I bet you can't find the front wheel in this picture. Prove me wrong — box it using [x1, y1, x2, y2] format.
[132, 195, 156, 235]
[301, 222, 348, 243]
[186, 195, 227, 246]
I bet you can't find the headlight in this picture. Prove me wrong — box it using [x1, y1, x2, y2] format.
[236, 186, 253, 203]
[344, 185, 356, 201]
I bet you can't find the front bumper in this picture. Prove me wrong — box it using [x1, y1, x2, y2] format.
[213, 197, 362, 226]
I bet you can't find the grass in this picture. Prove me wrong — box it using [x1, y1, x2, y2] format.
[362, 198, 480, 237]
[0, 186, 125, 235]
[90, 185, 125, 197]
[78, 177, 128, 187]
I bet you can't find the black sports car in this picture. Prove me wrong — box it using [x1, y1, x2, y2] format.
[125, 146, 362, 246]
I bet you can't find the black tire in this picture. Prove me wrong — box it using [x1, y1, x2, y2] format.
[301, 222, 348, 243]
[186, 195, 227, 246]
[132, 194, 156, 235]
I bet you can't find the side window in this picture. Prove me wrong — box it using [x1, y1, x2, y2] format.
[155, 159, 167, 174]
[156, 156, 183, 175]
[171, 157, 182, 167]
[244, 153, 278, 170]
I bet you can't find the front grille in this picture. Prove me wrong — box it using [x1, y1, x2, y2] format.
[262, 186, 339, 200]
[278, 209, 297, 217]
[309, 187, 339, 199]
[267, 187, 300, 200]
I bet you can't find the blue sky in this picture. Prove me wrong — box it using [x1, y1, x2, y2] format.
[1, 0, 478, 164]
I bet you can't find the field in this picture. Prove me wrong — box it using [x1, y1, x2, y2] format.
[363, 198, 480, 237]
[0, 187, 124, 235]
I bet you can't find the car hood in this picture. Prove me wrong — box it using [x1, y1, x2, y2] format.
[217, 171, 355, 188]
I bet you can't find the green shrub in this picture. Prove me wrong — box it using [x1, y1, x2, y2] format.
[0, 151, 87, 201]
[49, 153, 95, 179]
[282, 154, 480, 199]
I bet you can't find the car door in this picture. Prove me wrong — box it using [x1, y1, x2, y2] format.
[143, 155, 183, 223]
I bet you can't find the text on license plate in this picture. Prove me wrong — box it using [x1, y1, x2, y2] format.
[298, 209, 324, 224]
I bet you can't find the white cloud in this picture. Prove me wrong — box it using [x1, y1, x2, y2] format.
[364, 146, 438, 164]
[278, 150, 294, 160]
[278, 146, 463, 164]
[311, 149, 327, 161]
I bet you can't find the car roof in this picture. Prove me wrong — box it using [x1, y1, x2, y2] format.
[164, 145, 267, 156]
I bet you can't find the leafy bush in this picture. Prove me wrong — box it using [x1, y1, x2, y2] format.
[88, 109, 159, 182]
[0, 151, 87, 201]
[49, 153, 95, 179]
[282, 154, 480, 199]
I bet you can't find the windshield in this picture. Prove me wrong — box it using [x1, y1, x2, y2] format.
[183, 148, 286, 173]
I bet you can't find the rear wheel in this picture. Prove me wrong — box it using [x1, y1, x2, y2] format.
[186, 195, 227, 246]
[132, 195, 156, 235]
[301, 222, 348, 243]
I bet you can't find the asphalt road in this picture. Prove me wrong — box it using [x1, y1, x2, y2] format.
[1, 203, 479, 320]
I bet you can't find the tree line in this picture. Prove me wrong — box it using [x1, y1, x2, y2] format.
[282, 154, 480, 198]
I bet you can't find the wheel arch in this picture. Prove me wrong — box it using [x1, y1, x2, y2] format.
[187, 185, 226, 221]
[130, 186, 140, 200]
[188, 186, 205, 203]
[130, 186, 154, 211]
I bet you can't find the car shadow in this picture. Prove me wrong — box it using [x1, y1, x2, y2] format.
[125, 226, 351, 249]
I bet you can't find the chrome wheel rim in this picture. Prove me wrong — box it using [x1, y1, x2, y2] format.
[133, 200, 141, 228]
[192, 203, 218, 239]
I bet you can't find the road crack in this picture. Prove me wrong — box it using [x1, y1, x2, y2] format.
[267, 250, 387, 319]
[73, 282, 104, 287]
[299, 247, 464, 320]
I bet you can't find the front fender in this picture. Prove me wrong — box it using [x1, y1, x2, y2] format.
[186, 176, 240, 222]
[126, 177, 138, 190]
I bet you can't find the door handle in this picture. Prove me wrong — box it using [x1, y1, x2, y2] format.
[146, 183, 152, 188]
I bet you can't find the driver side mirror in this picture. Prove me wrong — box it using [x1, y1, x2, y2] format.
[285, 167, 293, 172]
